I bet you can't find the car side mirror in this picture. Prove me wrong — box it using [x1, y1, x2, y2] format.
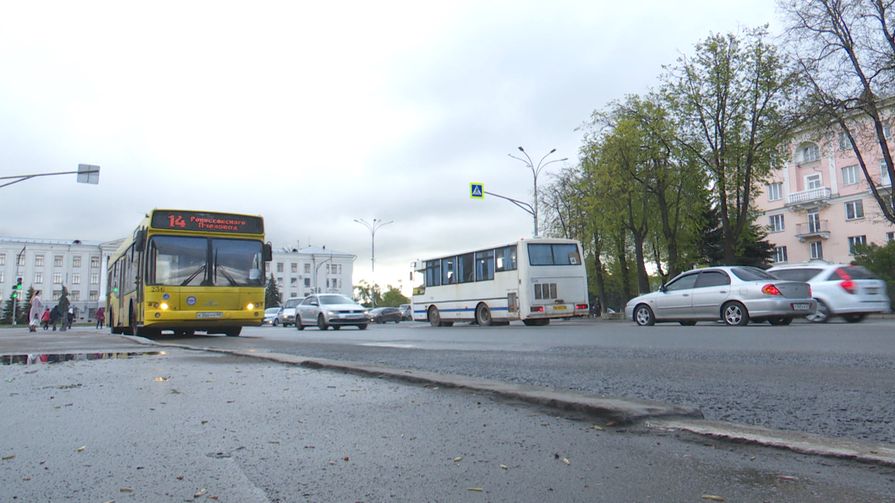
[659, 285, 668, 293]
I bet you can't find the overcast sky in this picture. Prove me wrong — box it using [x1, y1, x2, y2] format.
[0, 0, 780, 292]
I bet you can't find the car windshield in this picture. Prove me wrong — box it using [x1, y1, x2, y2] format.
[264, 308, 279, 315]
[730, 267, 776, 281]
[319, 294, 355, 305]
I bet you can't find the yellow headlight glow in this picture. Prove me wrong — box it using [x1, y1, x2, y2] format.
[246, 303, 255, 310]
[160, 302, 169, 310]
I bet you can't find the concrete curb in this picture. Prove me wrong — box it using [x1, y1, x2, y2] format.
[128, 336, 895, 467]
[132, 338, 701, 425]
[649, 418, 895, 467]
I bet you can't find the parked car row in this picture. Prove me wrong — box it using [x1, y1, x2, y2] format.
[625, 263, 890, 327]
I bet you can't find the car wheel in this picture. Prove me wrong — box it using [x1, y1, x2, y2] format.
[475, 303, 492, 326]
[295, 315, 304, 330]
[428, 306, 442, 327]
[678, 320, 696, 326]
[634, 304, 655, 326]
[768, 316, 793, 326]
[806, 300, 830, 323]
[358, 324, 368, 330]
[842, 313, 866, 323]
[722, 301, 750, 326]
[317, 314, 329, 330]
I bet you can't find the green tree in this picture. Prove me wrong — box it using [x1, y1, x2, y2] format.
[782, 0, 895, 224]
[664, 27, 798, 262]
[380, 286, 409, 307]
[265, 275, 282, 308]
[2, 294, 19, 324]
[853, 241, 895, 310]
[353, 280, 382, 307]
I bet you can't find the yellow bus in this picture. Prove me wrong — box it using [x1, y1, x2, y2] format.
[107, 209, 272, 337]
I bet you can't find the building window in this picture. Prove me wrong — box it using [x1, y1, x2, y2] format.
[277, 277, 283, 285]
[809, 241, 824, 260]
[290, 277, 298, 286]
[54, 256, 63, 267]
[769, 214, 785, 232]
[841, 165, 858, 186]
[90, 256, 100, 269]
[882, 160, 892, 186]
[90, 272, 99, 285]
[72, 256, 82, 268]
[276, 262, 283, 273]
[845, 200, 864, 220]
[90, 291, 99, 301]
[34, 272, 43, 284]
[52, 290, 61, 301]
[0, 253, 5, 266]
[34, 255, 44, 267]
[887, 231, 894, 242]
[0, 271, 4, 283]
[53, 272, 62, 284]
[805, 174, 822, 190]
[848, 235, 867, 255]
[773, 246, 788, 263]
[767, 182, 782, 201]
[71, 290, 81, 301]
[304, 278, 311, 287]
[72, 273, 81, 285]
[304, 264, 311, 274]
[839, 131, 850, 150]
[884, 124, 892, 140]
[291, 263, 298, 273]
[799, 143, 820, 163]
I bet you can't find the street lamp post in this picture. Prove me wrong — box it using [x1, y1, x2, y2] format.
[507, 147, 567, 237]
[353, 218, 393, 273]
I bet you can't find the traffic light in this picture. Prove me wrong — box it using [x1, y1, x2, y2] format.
[11, 277, 22, 299]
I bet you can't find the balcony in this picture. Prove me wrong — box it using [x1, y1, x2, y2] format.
[786, 187, 832, 209]
[795, 219, 831, 242]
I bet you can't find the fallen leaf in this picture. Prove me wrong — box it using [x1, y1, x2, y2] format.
[592, 425, 604, 431]
[343, 456, 350, 462]
[153, 376, 169, 382]
[194, 488, 207, 498]
[22, 476, 31, 481]
[176, 475, 184, 481]
[2, 454, 15, 461]
[467, 487, 484, 492]
[562, 457, 571, 465]
[778, 475, 799, 482]
[453, 456, 463, 462]
[119, 487, 134, 493]
[76, 446, 86, 453]
[701, 495, 725, 502]
[499, 464, 508, 470]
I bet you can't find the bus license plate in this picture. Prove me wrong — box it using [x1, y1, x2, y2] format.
[553, 305, 567, 311]
[197, 312, 223, 319]
[791, 303, 810, 311]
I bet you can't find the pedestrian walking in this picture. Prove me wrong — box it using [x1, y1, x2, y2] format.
[28, 290, 43, 332]
[67, 306, 75, 330]
[50, 305, 61, 331]
[95, 306, 105, 329]
[41, 308, 50, 330]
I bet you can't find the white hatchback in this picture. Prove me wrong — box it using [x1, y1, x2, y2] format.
[768, 263, 891, 323]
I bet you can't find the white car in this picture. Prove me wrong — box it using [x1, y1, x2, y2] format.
[277, 297, 304, 327]
[262, 307, 282, 326]
[624, 266, 816, 326]
[295, 294, 368, 330]
[768, 263, 891, 323]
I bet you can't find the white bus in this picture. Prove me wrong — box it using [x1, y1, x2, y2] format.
[411, 238, 589, 326]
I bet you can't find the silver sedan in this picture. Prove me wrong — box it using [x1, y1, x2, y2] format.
[624, 266, 816, 326]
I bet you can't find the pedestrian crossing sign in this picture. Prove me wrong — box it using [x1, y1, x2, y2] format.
[470, 182, 484, 200]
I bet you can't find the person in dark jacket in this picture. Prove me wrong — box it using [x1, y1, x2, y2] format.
[49, 305, 62, 331]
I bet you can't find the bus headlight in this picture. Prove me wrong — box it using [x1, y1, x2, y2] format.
[246, 303, 255, 310]
[160, 302, 169, 311]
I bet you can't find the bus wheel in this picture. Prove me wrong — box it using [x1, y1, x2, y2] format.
[428, 306, 441, 327]
[475, 303, 492, 326]
[224, 327, 242, 337]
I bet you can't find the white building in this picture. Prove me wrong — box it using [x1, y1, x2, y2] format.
[0, 236, 121, 322]
[270, 246, 356, 301]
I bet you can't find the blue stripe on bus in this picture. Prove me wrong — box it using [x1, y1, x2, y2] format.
[414, 306, 509, 314]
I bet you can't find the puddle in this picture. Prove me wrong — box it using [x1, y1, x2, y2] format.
[1, 351, 165, 366]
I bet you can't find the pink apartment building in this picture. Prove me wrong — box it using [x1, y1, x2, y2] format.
[758, 124, 895, 264]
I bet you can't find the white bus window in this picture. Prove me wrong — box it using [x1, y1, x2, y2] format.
[426, 260, 441, 287]
[475, 250, 494, 281]
[442, 257, 456, 284]
[496, 246, 517, 272]
[458, 253, 474, 283]
[528, 243, 581, 266]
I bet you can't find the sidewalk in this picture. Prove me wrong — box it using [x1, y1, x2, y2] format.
[2, 332, 893, 501]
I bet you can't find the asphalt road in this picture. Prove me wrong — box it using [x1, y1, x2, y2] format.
[176, 317, 895, 445]
[2, 334, 894, 502]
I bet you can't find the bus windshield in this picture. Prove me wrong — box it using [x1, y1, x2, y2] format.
[147, 235, 264, 287]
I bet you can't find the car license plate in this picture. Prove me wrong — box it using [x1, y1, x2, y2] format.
[553, 305, 567, 311]
[791, 303, 810, 311]
[866, 287, 879, 295]
[196, 312, 223, 319]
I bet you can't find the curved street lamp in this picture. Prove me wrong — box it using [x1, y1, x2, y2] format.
[507, 147, 567, 237]
[353, 218, 394, 273]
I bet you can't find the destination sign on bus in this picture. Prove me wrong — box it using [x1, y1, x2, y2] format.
[150, 210, 264, 234]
